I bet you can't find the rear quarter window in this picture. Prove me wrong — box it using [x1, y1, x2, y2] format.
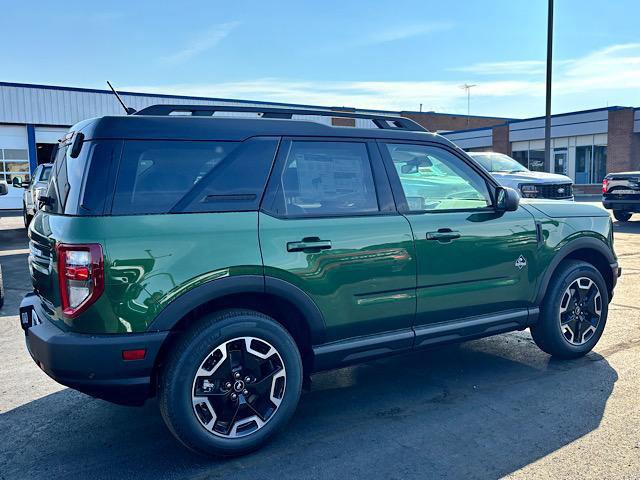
[112, 138, 278, 215]
[45, 139, 120, 215]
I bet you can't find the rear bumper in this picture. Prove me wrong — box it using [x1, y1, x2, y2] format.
[602, 198, 640, 211]
[19, 293, 169, 405]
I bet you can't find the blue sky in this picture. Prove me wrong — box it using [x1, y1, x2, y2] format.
[2, 0, 640, 118]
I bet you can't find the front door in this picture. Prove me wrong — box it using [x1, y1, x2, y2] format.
[378, 141, 539, 328]
[554, 149, 568, 175]
[259, 139, 417, 343]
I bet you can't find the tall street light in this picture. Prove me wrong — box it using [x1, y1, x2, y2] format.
[461, 83, 477, 127]
[544, 0, 554, 172]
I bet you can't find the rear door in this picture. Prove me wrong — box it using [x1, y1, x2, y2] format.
[378, 141, 539, 329]
[259, 138, 416, 343]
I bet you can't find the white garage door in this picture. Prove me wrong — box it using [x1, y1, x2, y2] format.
[0, 125, 29, 210]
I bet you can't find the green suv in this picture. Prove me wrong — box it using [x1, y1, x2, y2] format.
[20, 106, 620, 457]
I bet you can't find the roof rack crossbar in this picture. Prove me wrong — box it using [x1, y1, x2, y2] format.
[134, 104, 427, 131]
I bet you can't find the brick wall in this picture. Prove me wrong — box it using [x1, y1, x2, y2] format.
[491, 124, 511, 155]
[400, 112, 509, 132]
[607, 108, 636, 173]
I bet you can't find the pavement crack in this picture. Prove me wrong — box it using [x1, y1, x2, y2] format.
[611, 302, 640, 311]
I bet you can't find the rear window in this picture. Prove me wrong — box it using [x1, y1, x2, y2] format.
[112, 138, 279, 215]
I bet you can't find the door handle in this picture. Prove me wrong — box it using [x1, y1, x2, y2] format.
[287, 237, 332, 252]
[426, 229, 461, 242]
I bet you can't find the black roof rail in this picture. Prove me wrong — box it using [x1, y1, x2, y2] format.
[134, 104, 428, 132]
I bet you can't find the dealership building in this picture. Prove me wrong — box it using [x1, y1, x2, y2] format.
[1, 81, 638, 208]
[443, 106, 640, 194]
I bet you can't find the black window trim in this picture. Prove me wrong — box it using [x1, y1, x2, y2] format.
[375, 139, 501, 215]
[259, 136, 397, 220]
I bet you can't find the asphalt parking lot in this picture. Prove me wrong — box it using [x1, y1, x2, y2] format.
[1, 204, 639, 480]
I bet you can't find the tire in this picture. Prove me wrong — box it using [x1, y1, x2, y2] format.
[613, 211, 632, 222]
[531, 260, 608, 359]
[158, 309, 303, 457]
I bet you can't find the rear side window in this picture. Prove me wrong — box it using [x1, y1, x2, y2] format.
[45, 139, 120, 215]
[266, 141, 379, 217]
[40, 166, 52, 182]
[112, 138, 278, 215]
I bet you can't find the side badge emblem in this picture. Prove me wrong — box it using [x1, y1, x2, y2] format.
[515, 255, 527, 270]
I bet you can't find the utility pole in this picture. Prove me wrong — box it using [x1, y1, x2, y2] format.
[460, 84, 477, 127]
[544, 0, 554, 172]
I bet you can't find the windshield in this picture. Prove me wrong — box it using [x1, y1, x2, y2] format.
[469, 153, 529, 173]
[40, 166, 52, 182]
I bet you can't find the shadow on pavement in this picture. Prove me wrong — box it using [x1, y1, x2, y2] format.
[613, 218, 640, 234]
[0, 335, 617, 480]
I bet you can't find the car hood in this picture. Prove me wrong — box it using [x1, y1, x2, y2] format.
[522, 199, 610, 218]
[490, 171, 573, 184]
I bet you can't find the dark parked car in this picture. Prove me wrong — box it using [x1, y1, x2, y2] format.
[602, 171, 640, 221]
[20, 106, 619, 457]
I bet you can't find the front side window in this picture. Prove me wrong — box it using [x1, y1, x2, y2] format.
[267, 141, 379, 217]
[385, 143, 491, 212]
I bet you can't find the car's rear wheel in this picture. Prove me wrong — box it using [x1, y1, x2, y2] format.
[531, 260, 608, 358]
[613, 211, 632, 222]
[158, 309, 302, 457]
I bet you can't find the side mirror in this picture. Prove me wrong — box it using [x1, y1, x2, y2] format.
[496, 186, 520, 212]
[12, 177, 23, 188]
[0, 182, 7, 195]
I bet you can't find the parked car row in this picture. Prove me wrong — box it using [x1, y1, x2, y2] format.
[11, 163, 53, 228]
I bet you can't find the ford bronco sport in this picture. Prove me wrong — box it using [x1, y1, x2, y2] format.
[20, 106, 620, 457]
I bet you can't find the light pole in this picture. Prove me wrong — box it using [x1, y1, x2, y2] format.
[461, 84, 477, 126]
[544, 0, 554, 172]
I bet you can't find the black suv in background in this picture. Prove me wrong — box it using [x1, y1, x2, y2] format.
[602, 172, 640, 221]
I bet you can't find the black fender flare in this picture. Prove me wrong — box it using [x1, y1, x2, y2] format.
[534, 236, 616, 305]
[146, 275, 326, 344]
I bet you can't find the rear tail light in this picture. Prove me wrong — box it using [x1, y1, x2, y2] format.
[56, 243, 104, 317]
[602, 178, 609, 193]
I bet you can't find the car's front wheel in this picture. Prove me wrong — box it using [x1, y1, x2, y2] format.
[158, 309, 303, 457]
[531, 260, 608, 358]
[613, 210, 632, 222]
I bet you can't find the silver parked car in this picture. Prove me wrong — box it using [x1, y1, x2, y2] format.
[468, 152, 574, 200]
[12, 163, 52, 228]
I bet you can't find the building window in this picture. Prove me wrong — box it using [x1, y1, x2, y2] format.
[512, 151, 528, 168]
[0, 148, 30, 183]
[528, 150, 545, 172]
[593, 145, 607, 184]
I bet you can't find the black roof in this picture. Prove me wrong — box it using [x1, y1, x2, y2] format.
[74, 115, 453, 145]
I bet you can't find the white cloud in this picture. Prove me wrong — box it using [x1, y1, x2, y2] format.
[124, 78, 538, 113]
[453, 60, 547, 76]
[128, 43, 640, 117]
[358, 22, 454, 46]
[163, 22, 240, 64]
